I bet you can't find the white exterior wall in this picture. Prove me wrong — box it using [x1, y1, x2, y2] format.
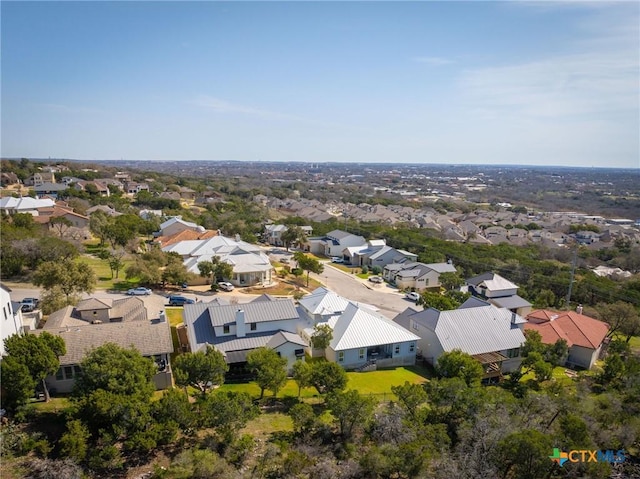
[329, 341, 417, 369]
[1, 288, 21, 356]
[273, 343, 306, 373]
[485, 287, 518, 299]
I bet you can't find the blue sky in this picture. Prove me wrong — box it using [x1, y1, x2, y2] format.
[2, 1, 638, 168]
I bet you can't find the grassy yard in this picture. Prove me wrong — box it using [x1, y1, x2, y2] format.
[221, 366, 430, 400]
[75, 255, 135, 291]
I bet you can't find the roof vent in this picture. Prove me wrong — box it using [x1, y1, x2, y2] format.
[550, 314, 559, 321]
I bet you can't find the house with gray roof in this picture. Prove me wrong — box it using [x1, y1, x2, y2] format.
[298, 288, 419, 370]
[305, 229, 366, 258]
[344, 240, 417, 268]
[465, 272, 532, 316]
[393, 299, 526, 380]
[182, 298, 306, 372]
[34, 318, 173, 393]
[384, 262, 457, 292]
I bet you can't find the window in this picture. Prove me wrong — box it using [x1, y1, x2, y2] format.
[508, 348, 520, 358]
[394, 345, 400, 355]
[3, 306, 7, 320]
[359, 349, 365, 360]
[338, 351, 344, 362]
[412, 322, 419, 331]
[64, 366, 74, 379]
[409, 344, 415, 353]
[223, 325, 230, 334]
[55, 368, 64, 380]
[250, 323, 257, 331]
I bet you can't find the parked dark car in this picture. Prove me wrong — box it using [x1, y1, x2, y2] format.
[168, 295, 195, 306]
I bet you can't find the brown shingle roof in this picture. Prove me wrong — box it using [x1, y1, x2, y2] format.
[33, 320, 173, 365]
[155, 228, 218, 247]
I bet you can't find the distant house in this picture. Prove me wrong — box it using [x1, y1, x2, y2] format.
[0, 172, 20, 186]
[264, 224, 314, 247]
[393, 298, 526, 379]
[298, 287, 419, 370]
[33, 206, 90, 230]
[305, 229, 367, 258]
[139, 209, 163, 220]
[0, 197, 56, 216]
[33, 182, 68, 199]
[163, 234, 273, 287]
[384, 262, 457, 291]
[182, 297, 305, 372]
[125, 182, 149, 195]
[34, 297, 173, 392]
[525, 309, 609, 369]
[465, 272, 532, 316]
[87, 205, 122, 217]
[344, 240, 417, 268]
[27, 172, 56, 187]
[156, 217, 205, 238]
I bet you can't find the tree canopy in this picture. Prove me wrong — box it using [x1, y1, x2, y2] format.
[173, 345, 228, 395]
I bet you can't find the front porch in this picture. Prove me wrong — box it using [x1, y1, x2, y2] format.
[472, 351, 508, 381]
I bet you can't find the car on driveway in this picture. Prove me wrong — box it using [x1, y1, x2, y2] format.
[20, 298, 40, 312]
[127, 287, 152, 296]
[218, 282, 235, 292]
[368, 276, 384, 284]
[168, 295, 195, 306]
[405, 292, 420, 302]
[331, 257, 344, 263]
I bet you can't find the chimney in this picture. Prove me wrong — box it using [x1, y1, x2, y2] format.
[576, 304, 583, 315]
[159, 310, 166, 323]
[236, 309, 246, 338]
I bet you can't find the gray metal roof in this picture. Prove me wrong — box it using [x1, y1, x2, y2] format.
[33, 320, 173, 365]
[491, 295, 532, 311]
[205, 299, 299, 327]
[405, 303, 525, 355]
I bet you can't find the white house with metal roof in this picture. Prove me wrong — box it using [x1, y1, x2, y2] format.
[393, 298, 526, 379]
[465, 272, 532, 316]
[305, 229, 367, 258]
[298, 288, 419, 369]
[163, 234, 274, 287]
[384, 261, 457, 291]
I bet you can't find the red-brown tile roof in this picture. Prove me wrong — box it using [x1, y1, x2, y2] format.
[525, 309, 609, 350]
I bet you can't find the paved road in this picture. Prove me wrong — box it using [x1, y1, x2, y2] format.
[9, 256, 416, 320]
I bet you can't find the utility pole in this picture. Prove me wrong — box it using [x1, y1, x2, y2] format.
[565, 247, 578, 308]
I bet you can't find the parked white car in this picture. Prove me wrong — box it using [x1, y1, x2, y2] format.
[405, 292, 420, 302]
[127, 287, 152, 296]
[331, 257, 344, 263]
[218, 282, 235, 292]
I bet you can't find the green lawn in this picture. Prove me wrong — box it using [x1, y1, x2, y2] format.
[221, 366, 430, 400]
[75, 255, 134, 291]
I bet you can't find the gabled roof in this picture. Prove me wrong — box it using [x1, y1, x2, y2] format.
[491, 295, 532, 310]
[525, 310, 609, 350]
[76, 298, 110, 311]
[466, 272, 517, 291]
[298, 287, 349, 316]
[330, 303, 419, 351]
[402, 303, 526, 355]
[0, 197, 55, 210]
[159, 216, 201, 231]
[251, 294, 278, 302]
[266, 331, 307, 349]
[33, 320, 173, 365]
[190, 299, 299, 328]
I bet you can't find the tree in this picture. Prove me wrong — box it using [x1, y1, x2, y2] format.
[198, 257, 233, 286]
[281, 226, 307, 251]
[391, 381, 428, 419]
[246, 347, 288, 398]
[153, 388, 196, 434]
[596, 301, 639, 340]
[418, 291, 458, 311]
[173, 345, 228, 396]
[39, 286, 72, 315]
[521, 352, 553, 382]
[291, 360, 313, 397]
[162, 252, 190, 286]
[310, 324, 333, 352]
[310, 361, 347, 395]
[32, 260, 96, 301]
[89, 211, 113, 246]
[289, 402, 317, 435]
[327, 389, 376, 439]
[4, 331, 66, 402]
[436, 349, 484, 387]
[534, 289, 556, 308]
[439, 271, 464, 291]
[199, 390, 259, 443]
[59, 420, 90, 463]
[50, 216, 73, 237]
[494, 429, 553, 479]
[0, 355, 36, 413]
[293, 252, 324, 287]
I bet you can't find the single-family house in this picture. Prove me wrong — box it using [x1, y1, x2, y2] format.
[465, 272, 532, 316]
[87, 205, 122, 217]
[298, 287, 419, 370]
[33, 206, 90, 230]
[182, 297, 305, 372]
[264, 224, 314, 247]
[156, 217, 205, 238]
[35, 297, 173, 392]
[1, 172, 20, 186]
[345, 240, 417, 268]
[1, 284, 26, 356]
[525, 309, 609, 369]
[163, 234, 273, 287]
[384, 262, 457, 291]
[0, 197, 56, 216]
[27, 172, 56, 187]
[305, 229, 366, 258]
[393, 298, 526, 379]
[33, 182, 68, 198]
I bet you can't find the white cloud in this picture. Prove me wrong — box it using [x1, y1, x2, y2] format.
[192, 95, 292, 119]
